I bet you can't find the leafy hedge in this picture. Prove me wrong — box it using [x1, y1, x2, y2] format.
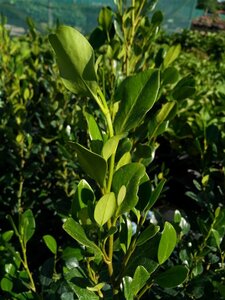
[0, 2, 225, 299]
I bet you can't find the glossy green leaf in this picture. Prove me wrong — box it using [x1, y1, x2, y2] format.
[123, 266, 150, 300]
[158, 222, 177, 264]
[49, 25, 99, 98]
[151, 10, 163, 26]
[136, 224, 160, 246]
[114, 69, 160, 134]
[63, 218, 103, 258]
[19, 209, 35, 245]
[94, 193, 117, 226]
[155, 265, 189, 288]
[43, 235, 57, 255]
[112, 163, 145, 215]
[69, 142, 107, 187]
[72, 179, 95, 220]
[163, 44, 181, 69]
[84, 111, 102, 141]
[117, 185, 126, 206]
[116, 152, 131, 171]
[102, 135, 122, 161]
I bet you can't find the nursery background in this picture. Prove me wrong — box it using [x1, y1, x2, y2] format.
[0, 0, 225, 299]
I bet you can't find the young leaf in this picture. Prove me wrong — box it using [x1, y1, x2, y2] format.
[43, 235, 57, 255]
[98, 7, 113, 32]
[102, 135, 123, 161]
[163, 44, 181, 69]
[49, 25, 99, 98]
[158, 222, 177, 264]
[84, 111, 103, 141]
[112, 163, 145, 215]
[63, 218, 103, 258]
[114, 69, 160, 134]
[94, 193, 117, 226]
[117, 185, 126, 206]
[19, 209, 35, 246]
[155, 265, 189, 288]
[69, 142, 107, 187]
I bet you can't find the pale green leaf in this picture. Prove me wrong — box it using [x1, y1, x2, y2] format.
[158, 222, 177, 264]
[49, 25, 99, 98]
[94, 193, 117, 226]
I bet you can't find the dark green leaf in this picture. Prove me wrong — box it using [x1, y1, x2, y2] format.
[162, 67, 179, 85]
[69, 142, 107, 187]
[114, 69, 160, 134]
[98, 7, 113, 32]
[155, 265, 189, 288]
[137, 224, 160, 246]
[146, 179, 166, 211]
[112, 163, 145, 215]
[0, 277, 13, 292]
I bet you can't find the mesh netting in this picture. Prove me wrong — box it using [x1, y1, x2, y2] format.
[0, 0, 197, 34]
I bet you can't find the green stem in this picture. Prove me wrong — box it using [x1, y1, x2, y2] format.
[20, 240, 36, 292]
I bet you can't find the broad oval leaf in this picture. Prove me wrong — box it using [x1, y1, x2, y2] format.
[43, 235, 57, 255]
[158, 222, 177, 264]
[69, 142, 107, 187]
[155, 265, 189, 288]
[63, 218, 103, 258]
[114, 69, 160, 134]
[117, 185, 126, 206]
[113, 163, 145, 215]
[49, 25, 99, 98]
[94, 193, 117, 226]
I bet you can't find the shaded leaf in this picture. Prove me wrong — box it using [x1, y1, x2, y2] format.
[69, 142, 107, 187]
[114, 69, 160, 134]
[155, 265, 189, 288]
[137, 224, 160, 246]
